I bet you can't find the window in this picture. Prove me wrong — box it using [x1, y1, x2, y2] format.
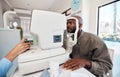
[98, 0, 120, 43]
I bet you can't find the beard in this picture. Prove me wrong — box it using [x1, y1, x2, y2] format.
[67, 28, 76, 33]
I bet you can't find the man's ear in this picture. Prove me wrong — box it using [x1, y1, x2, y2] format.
[79, 24, 82, 29]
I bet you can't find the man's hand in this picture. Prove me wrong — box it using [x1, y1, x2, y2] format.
[63, 58, 91, 71]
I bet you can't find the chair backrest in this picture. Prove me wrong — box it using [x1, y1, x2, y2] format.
[108, 48, 114, 61]
[0, 28, 20, 77]
[106, 48, 114, 77]
[0, 29, 20, 59]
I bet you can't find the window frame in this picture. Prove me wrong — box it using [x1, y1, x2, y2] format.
[97, 0, 120, 42]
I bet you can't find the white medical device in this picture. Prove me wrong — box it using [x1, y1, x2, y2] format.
[18, 10, 70, 75]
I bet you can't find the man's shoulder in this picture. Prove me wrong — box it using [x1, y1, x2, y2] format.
[83, 32, 98, 37]
[83, 32, 102, 40]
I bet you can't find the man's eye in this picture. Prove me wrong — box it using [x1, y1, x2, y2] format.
[68, 22, 72, 24]
[69, 22, 72, 24]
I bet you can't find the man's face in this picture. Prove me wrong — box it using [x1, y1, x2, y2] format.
[67, 19, 76, 33]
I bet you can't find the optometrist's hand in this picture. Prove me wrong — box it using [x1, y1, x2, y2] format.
[5, 38, 32, 62]
[63, 58, 91, 71]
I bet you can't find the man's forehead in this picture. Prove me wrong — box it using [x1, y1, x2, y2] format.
[67, 19, 76, 22]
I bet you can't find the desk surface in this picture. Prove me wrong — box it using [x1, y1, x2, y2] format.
[13, 68, 96, 77]
[13, 70, 42, 77]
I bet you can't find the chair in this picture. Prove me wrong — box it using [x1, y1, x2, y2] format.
[106, 48, 114, 77]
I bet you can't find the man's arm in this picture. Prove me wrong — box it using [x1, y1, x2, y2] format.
[88, 44, 112, 75]
[63, 41, 112, 76]
[63, 44, 92, 70]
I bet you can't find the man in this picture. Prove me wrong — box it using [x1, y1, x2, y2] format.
[63, 16, 112, 77]
[0, 38, 32, 77]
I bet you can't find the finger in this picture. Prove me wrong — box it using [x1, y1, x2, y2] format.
[24, 44, 30, 49]
[68, 62, 83, 71]
[63, 61, 78, 69]
[18, 45, 30, 54]
[63, 61, 73, 68]
[21, 38, 27, 43]
[71, 65, 81, 71]
[64, 59, 75, 66]
[64, 63, 76, 69]
[18, 43, 30, 51]
[63, 59, 72, 67]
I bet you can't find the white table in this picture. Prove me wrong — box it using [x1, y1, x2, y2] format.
[13, 68, 96, 77]
[13, 70, 42, 77]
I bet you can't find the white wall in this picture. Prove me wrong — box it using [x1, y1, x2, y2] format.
[2, 0, 11, 12]
[0, 0, 11, 27]
[89, 0, 115, 34]
[0, 0, 3, 27]
[51, 0, 71, 13]
[81, 0, 90, 32]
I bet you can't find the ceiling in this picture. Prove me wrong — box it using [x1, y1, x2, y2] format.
[4, 0, 71, 13]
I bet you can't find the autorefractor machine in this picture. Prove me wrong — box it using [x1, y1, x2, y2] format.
[18, 10, 70, 75]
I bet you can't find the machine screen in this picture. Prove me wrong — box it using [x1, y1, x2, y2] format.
[53, 35, 61, 43]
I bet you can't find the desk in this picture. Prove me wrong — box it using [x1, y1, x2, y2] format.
[13, 68, 96, 77]
[13, 70, 42, 77]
